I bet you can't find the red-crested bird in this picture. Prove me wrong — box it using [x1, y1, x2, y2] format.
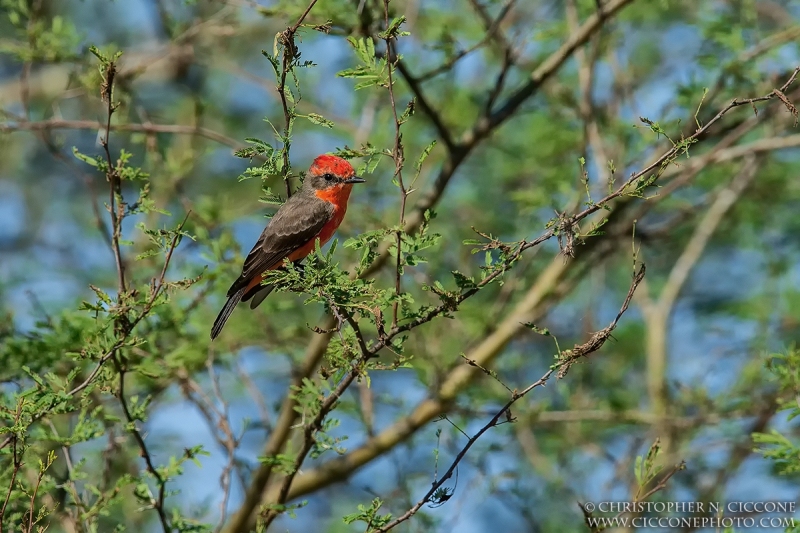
[210, 154, 365, 339]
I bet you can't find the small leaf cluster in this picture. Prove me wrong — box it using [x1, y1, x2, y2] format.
[343, 498, 393, 531]
[753, 348, 800, 476]
[0, 0, 81, 62]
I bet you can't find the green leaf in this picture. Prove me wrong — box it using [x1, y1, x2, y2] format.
[305, 113, 334, 128]
[72, 147, 100, 167]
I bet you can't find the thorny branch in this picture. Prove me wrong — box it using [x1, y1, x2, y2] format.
[0, 55, 191, 532]
[258, 307, 371, 529]
[62, 210, 189, 402]
[113, 357, 170, 532]
[377, 264, 646, 532]
[100, 209, 188, 533]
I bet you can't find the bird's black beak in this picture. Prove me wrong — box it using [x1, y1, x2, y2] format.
[344, 176, 366, 184]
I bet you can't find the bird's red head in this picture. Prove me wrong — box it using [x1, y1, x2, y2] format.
[309, 154, 357, 179]
[304, 154, 365, 206]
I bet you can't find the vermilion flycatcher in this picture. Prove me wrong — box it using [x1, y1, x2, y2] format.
[210, 154, 365, 339]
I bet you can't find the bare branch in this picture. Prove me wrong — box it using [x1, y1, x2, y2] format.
[465, 0, 637, 144]
[0, 118, 243, 152]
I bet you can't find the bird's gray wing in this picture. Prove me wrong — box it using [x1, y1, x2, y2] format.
[227, 196, 333, 297]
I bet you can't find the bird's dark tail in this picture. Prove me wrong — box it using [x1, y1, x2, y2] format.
[211, 287, 246, 340]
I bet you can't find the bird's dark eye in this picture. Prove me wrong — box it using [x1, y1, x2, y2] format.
[323, 173, 335, 182]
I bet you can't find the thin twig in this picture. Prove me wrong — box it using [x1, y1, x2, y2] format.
[466, 0, 518, 61]
[205, 355, 239, 533]
[100, 53, 173, 533]
[25, 457, 45, 533]
[113, 357, 170, 532]
[383, 0, 407, 330]
[276, 0, 319, 197]
[234, 362, 272, 431]
[45, 420, 89, 531]
[99, 59, 126, 295]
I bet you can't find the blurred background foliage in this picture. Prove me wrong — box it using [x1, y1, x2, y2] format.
[1, 0, 800, 531]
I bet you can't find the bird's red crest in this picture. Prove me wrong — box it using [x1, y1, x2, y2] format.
[309, 154, 355, 177]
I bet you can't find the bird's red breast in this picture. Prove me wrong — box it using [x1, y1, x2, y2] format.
[314, 182, 354, 209]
